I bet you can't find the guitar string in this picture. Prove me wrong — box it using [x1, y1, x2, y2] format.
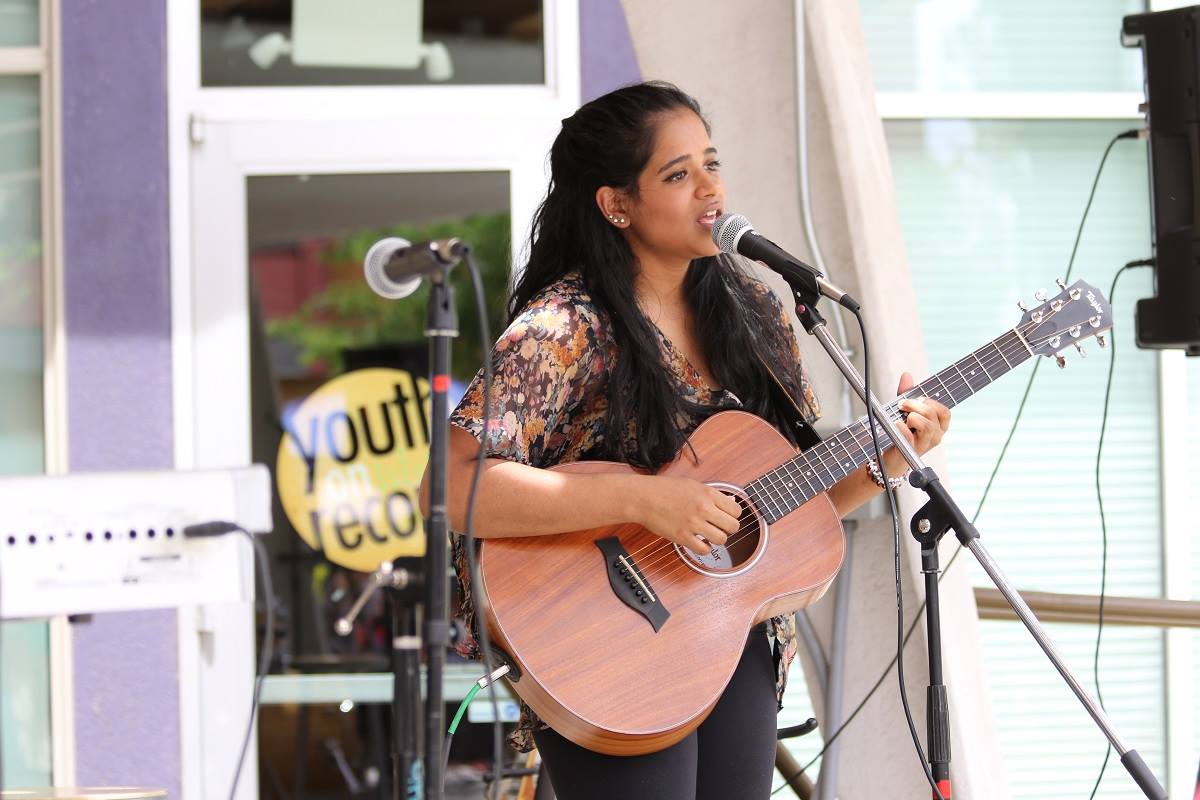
[629, 327, 1036, 584]
[625, 293, 1093, 579]
[642, 318, 1089, 593]
[629, 313, 1090, 590]
[615, 302, 1081, 572]
[627, 396, 910, 583]
[639, 312, 1086, 589]
[626, 322, 1040, 580]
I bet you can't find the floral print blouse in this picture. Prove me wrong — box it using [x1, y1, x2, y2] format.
[448, 269, 821, 753]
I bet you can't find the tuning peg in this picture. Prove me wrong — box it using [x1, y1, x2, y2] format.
[1056, 355, 1067, 369]
[1056, 278, 1068, 290]
[1097, 334, 1107, 348]
[1017, 300, 1029, 312]
[1074, 342, 1087, 358]
[1034, 289, 1048, 302]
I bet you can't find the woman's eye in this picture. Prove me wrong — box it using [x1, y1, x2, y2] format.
[706, 159, 722, 171]
[666, 170, 686, 182]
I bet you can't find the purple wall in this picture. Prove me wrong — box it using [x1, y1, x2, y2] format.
[580, 0, 642, 102]
[52, 0, 640, 795]
[62, 1, 178, 797]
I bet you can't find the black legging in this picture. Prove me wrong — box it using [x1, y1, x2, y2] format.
[532, 624, 778, 800]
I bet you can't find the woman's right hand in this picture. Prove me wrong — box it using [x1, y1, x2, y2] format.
[632, 475, 743, 555]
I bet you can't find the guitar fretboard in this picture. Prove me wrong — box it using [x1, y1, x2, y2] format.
[745, 328, 1036, 523]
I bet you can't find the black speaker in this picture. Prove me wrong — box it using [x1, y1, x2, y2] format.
[1123, 6, 1200, 355]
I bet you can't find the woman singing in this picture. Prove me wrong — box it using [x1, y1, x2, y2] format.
[421, 81, 950, 800]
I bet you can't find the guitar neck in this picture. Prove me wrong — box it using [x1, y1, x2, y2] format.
[746, 328, 1036, 523]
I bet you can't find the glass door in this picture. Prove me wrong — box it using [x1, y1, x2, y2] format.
[176, 3, 578, 794]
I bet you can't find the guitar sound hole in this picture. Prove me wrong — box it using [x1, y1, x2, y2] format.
[677, 488, 766, 576]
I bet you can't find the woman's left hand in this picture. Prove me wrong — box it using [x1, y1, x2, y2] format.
[883, 372, 951, 475]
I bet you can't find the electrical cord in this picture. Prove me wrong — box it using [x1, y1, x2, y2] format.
[443, 665, 511, 784]
[452, 249, 505, 800]
[183, 522, 275, 800]
[771, 127, 1143, 796]
[772, 339, 1065, 793]
[1087, 259, 1152, 800]
[854, 307, 947, 800]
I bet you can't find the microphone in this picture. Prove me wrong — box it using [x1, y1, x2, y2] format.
[711, 213, 859, 311]
[363, 237, 465, 299]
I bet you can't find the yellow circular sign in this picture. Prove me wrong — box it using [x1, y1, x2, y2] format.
[276, 368, 429, 571]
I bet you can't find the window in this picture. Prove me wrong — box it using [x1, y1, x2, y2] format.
[860, 0, 1186, 796]
[247, 172, 518, 797]
[0, 75, 43, 475]
[0, 0, 38, 48]
[200, 0, 545, 87]
[862, 0, 1143, 92]
[0, 0, 53, 787]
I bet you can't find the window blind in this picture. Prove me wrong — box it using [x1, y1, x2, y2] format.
[859, 0, 1145, 93]
[886, 118, 1164, 798]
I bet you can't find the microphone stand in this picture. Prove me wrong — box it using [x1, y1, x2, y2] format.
[779, 277, 1166, 800]
[335, 262, 459, 800]
[420, 267, 458, 800]
[335, 560, 423, 799]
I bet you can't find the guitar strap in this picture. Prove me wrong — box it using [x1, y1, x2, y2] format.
[755, 351, 822, 452]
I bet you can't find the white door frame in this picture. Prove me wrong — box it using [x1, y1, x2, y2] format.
[167, 3, 579, 797]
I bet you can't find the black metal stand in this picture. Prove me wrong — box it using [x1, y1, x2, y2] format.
[389, 568, 425, 799]
[421, 277, 458, 800]
[336, 272, 459, 800]
[908, 476, 964, 800]
[336, 561, 423, 798]
[781, 280, 1166, 800]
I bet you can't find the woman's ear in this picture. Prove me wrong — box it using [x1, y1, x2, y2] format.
[595, 186, 630, 229]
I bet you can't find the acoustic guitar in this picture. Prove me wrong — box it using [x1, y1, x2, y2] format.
[477, 279, 1113, 755]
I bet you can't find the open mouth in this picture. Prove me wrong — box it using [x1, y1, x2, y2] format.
[698, 208, 722, 228]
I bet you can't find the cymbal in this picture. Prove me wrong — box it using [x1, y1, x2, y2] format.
[1, 789, 166, 799]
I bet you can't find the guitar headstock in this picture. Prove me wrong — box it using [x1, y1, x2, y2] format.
[1018, 279, 1112, 365]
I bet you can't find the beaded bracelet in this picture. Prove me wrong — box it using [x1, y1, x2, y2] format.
[866, 458, 909, 491]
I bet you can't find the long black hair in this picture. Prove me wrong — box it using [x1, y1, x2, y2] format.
[510, 81, 813, 469]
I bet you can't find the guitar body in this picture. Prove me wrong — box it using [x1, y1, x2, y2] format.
[478, 410, 846, 756]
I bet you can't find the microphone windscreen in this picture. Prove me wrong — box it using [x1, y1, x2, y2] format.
[711, 212, 754, 255]
[363, 236, 421, 299]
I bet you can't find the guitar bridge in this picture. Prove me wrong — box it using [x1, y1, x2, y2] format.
[595, 537, 670, 632]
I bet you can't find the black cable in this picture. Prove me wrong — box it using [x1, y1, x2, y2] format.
[235, 530, 275, 800]
[853, 307, 947, 800]
[442, 729, 454, 793]
[1087, 259, 1152, 800]
[457, 250, 505, 800]
[183, 522, 275, 800]
[772, 127, 1143, 795]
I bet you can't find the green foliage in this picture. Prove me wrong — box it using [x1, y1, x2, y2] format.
[269, 212, 512, 381]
